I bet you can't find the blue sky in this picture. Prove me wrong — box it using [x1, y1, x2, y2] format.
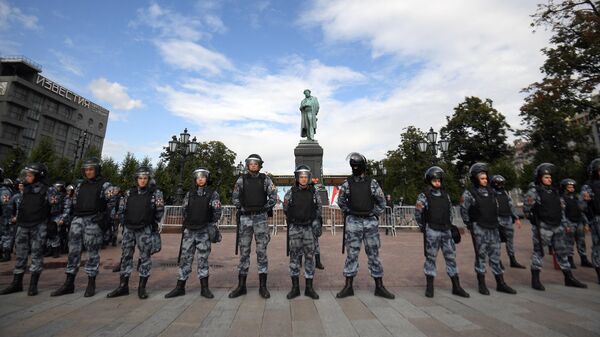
[1, 0, 551, 174]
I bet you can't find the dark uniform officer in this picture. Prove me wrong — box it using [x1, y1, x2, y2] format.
[560, 179, 591, 269]
[45, 181, 67, 258]
[524, 163, 587, 290]
[52, 157, 114, 297]
[283, 165, 321, 300]
[0, 172, 14, 262]
[0, 163, 57, 296]
[336, 153, 394, 299]
[165, 167, 222, 299]
[3, 178, 24, 261]
[490, 175, 526, 269]
[460, 163, 516, 295]
[107, 166, 164, 299]
[229, 154, 277, 299]
[580, 158, 600, 283]
[415, 166, 469, 298]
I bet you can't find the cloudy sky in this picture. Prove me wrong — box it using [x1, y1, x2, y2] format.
[2, 0, 551, 174]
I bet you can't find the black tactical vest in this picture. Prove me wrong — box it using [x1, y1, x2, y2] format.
[17, 183, 50, 227]
[590, 181, 600, 215]
[347, 176, 374, 216]
[184, 189, 212, 229]
[241, 173, 267, 212]
[535, 186, 562, 227]
[563, 194, 583, 223]
[496, 191, 512, 217]
[73, 178, 107, 216]
[424, 188, 452, 230]
[287, 186, 317, 225]
[124, 189, 154, 230]
[468, 187, 499, 229]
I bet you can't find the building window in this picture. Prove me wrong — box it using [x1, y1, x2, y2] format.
[54, 139, 66, 155]
[55, 122, 68, 137]
[22, 138, 34, 150]
[98, 122, 104, 131]
[1, 123, 20, 139]
[60, 105, 74, 120]
[23, 127, 36, 139]
[6, 104, 24, 121]
[31, 92, 44, 112]
[67, 142, 77, 156]
[71, 128, 82, 141]
[88, 118, 94, 127]
[12, 84, 28, 101]
[42, 117, 56, 133]
[0, 82, 7, 96]
[26, 109, 40, 121]
[44, 100, 58, 114]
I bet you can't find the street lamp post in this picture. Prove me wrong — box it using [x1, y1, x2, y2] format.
[417, 127, 450, 165]
[165, 128, 199, 205]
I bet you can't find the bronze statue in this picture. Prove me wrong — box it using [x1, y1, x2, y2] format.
[299, 89, 319, 141]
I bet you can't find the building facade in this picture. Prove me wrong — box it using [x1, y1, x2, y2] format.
[0, 56, 109, 163]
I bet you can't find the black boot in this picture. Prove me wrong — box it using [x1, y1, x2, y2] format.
[287, 276, 300, 299]
[425, 275, 434, 298]
[52, 247, 60, 258]
[563, 270, 587, 288]
[315, 254, 325, 270]
[44, 246, 52, 257]
[0, 248, 11, 262]
[581, 255, 594, 268]
[336, 276, 354, 298]
[531, 269, 545, 291]
[568, 256, 577, 269]
[259, 273, 270, 299]
[138, 276, 149, 299]
[51, 273, 75, 296]
[107, 275, 129, 298]
[477, 273, 490, 295]
[28, 272, 41, 296]
[495, 274, 517, 294]
[450, 275, 470, 298]
[304, 278, 319, 299]
[0, 273, 24, 295]
[84, 276, 96, 297]
[200, 277, 213, 299]
[509, 255, 526, 269]
[165, 280, 186, 298]
[112, 263, 121, 273]
[374, 277, 395, 299]
[228, 274, 247, 298]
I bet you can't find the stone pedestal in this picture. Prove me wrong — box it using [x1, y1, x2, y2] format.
[294, 140, 329, 205]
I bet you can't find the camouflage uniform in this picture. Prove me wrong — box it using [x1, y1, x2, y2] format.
[493, 188, 519, 258]
[283, 186, 322, 279]
[460, 188, 503, 276]
[524, 186, 570, 271]
[0, 185, 14, 255]
[337, 176, 386, 278]
[177, 187, 221, 280]
[580, 183, 600, 268]
[232, 173, 277, 275]
[47, 190, 67, 250]
[65, 178, 113, 277]
[415, 189, 458, 277]
[561, 193, 588, 259]
[105, 192, 121, 246]
[58, 195, 73, 253]
[117, 187, 164, 278]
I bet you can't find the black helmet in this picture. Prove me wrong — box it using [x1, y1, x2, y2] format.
[23, 163, 48, 183]
[534, 163, 556, 184]
[53, 180, 66, 192]
[469, 162, 488, 186]
[245, 154, 263, 168]
[560, 178, 576, 192]
[424, 166, 444, 184]
[346, 152, 367, 176]
[82, 157, 101, 176]
[588, 158, 600, 180]
[134, 166, 152, 179]
[294, 164, 312, 184]
[490, 175, 506, 189]
[2, 178, 13, 187]
[192, 167, 211, 185]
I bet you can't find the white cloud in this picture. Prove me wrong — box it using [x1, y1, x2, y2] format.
[0, 0, 38, 31]
[51, 50, 83, 76]
[155, 39, 233, 74]
[132, 3, 204, 41]
[89, 78, 143, 111]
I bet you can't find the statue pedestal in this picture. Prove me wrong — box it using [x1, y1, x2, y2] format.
[294, 140, 329, 205]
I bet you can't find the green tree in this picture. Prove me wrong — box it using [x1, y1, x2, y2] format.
[101, 157, 120, 187]
[119, 152, 140, 190]
[28, 137, 56, 167]
[0, 146, 27, 179]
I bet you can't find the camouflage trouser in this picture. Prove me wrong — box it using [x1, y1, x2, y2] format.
[343, 215, 383, 278]
[530, 221, 570, 271]
[592, 216, 600, 267]
[120, 226, 153, 278]
[14, 222, 47, 274]
[178, 228, 211, 280]
[472, 223, 503, 275]
[565, 220, 586, 257]
[47, 217, 61, 249]
[66, 215, 103, 277]
[498, 216, 515, 257]
[1, 219, 16, 251]
[315, 236, 320, 255]
[237, 213, 270, 275]
[288, 223, 315, 278]
[103, 220, 117, 244]
[423, 226, 458, 277]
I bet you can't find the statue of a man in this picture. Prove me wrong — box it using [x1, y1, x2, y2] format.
[299, 89, 319, 141]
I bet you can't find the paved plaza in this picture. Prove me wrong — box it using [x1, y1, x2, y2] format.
[0, 224, 599, 337]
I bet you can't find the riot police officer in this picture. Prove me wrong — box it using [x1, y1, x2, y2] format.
[415, 166, 469, 298]
[490, 175, 525, 269]
[0, 171, 14, 262]
[524, 163, 587, 289]
[52, 157, 114, 297]
[336, 152, 394, 299]
[107, 166, 164, 299]
[3, 178, 24, 261]
[165, 167, 222, 299]
[0, 163, 57, 296]
[283, 165, 321, 299]
[45, 181, 67, 258]
[229, 154, 277, 299]
[580, 158, 600, 283]
[560, 179, 592, 269]
[461, 163, 516, 295]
